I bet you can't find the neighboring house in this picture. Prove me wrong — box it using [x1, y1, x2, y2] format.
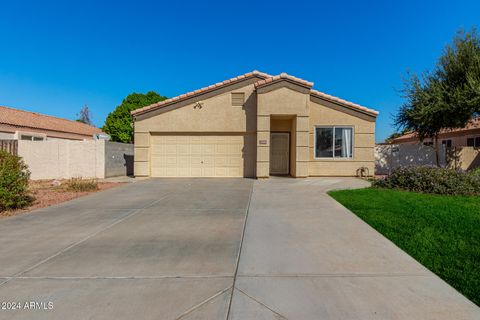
[0, 105, 102, 141]
[392, 117, 480, 148]
[132, 71, 378, 178]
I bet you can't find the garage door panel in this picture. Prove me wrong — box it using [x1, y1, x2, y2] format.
[164, 145, 177, 154]
[204, 144, 215, 154]
[215, 168, 227, 177]
[192, 145, 203, 154]
[150, 134, 248, 177]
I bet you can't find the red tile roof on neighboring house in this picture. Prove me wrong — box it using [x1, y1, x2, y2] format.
[392, 117, 480, 143]
[0, 106, 102, 138]
[131, 70, 379, 117]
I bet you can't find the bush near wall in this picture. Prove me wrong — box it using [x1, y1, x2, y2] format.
[0, 150, 32, 211]
[374, 166, 480, 195]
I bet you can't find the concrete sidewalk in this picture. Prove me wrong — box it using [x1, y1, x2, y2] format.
[228, 177, 480, 319]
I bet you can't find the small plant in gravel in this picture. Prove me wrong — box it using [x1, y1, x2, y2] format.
[0, 150, 32, 211]
[374, 166, 480, 195]
[66, 178, 99, 192]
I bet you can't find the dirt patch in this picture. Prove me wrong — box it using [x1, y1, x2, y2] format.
[1, 180, 126, 218]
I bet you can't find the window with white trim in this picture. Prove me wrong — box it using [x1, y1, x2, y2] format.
[20, 135, 45, 141]
[315, 126, 353, 158]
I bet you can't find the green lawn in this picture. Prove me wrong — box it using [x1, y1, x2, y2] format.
[328, 188, 480, 306]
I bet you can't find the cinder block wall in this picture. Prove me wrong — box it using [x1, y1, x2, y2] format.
[105, 142, 134, 177]
[18, 140, 134, 180]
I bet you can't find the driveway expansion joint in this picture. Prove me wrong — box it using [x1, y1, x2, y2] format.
[0, 191, 176, 288]
[234, 287, 289, 320]
[225, 181, 254, 319]
[175, 286, 232, 320]
[236, 273, 433, 278]
[5, 275, 234, 280]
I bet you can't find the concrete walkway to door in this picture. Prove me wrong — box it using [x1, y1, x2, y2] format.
[229, 177, 480, 319]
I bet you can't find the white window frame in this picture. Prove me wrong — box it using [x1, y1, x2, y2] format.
[314, 125, 355, 160]
[15, 131, 46, 141]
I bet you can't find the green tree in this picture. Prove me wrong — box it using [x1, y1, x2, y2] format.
[395, 28, 480, 166]
[103, 92, 167, 143]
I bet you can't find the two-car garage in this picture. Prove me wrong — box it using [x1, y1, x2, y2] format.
[149, 134, 254, 177]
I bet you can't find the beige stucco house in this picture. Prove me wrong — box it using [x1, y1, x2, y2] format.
[132, 71, 378, 178]
[391, 117, 480, 148]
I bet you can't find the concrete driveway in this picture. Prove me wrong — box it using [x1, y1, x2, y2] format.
[0, 178, 478, 319]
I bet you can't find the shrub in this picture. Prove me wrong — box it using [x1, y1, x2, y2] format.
[66, 178, 99, 192]
[471, 167, 480, 176]
[0, 150, 32, 211]
[374, 166, 480, 195]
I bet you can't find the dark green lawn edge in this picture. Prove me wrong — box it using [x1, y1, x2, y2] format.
[328, 187, 480, 306]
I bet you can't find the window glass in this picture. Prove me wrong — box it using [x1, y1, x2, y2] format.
[21, 135, 33, 141]
[467, 138, 475, 147]
[315, 127, 353, 158]
[315, 128, 333, 157]
[334, 128, 353, 158]
[33, 137, 44, 141]
[475, 137, 480, 147]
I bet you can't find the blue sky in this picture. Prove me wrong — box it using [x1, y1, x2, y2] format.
[0, 0, 479, 142]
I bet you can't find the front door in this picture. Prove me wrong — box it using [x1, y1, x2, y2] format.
[270, 133, 289, 175]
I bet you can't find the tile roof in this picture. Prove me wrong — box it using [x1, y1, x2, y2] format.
[254, 72, 314, 89]
[0, 106, 102, 137]
[310, 89, 379, 116]
[131, 70, 378, 117]
[131, 70, 271, 116]
[392, 117, 480, 142]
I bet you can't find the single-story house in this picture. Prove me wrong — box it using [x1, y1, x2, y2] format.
[132, 71, 378, 178]
[0, 105, 102, 141]
[392, 117, 480, 148]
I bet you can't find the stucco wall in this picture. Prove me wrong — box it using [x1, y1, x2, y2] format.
[105, 142, 134, 177]
[256, 85, 310, 177]
[375, 144, 447, 175]
[308, 97, 376, 176]
[0, 131, 14, 139]
[18, 140, 105, 180]
[447, 146, 480, 171]
[0, 124, 95, 140]
[18, 140, 135, 180]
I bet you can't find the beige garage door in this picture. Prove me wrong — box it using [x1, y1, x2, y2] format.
[150, 134, 248, 177]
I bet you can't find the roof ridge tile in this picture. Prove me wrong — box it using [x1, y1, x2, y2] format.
[132, 70, 271, 116]
[310, 89, 379, 116]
